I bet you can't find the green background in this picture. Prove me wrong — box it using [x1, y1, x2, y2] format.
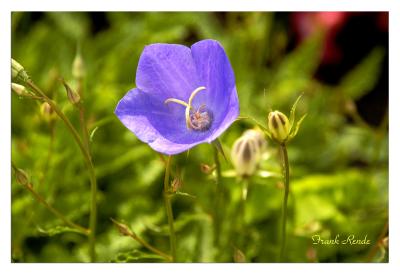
[11, 12, 388, 262]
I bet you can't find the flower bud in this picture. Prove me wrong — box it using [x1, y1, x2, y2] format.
[233, 247, 246, 263]
[111, 218, 133, 237]
[200, 163, 214, 174]
[11, 59, 30, 82]
[15, 168, 29, 186]
[11, 83, 27, 96]
[231, 133, 263, 177]
[72, 53, 85, 80]
[243, 129, 267, 153]
[268, 111, 290, 144]
[40, 102, 56, 122]
[171, 177, 182, 192]
[61, 78, 80, 105]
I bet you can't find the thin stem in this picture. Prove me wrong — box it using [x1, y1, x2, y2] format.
[77, 78, 90, 153]
[213, 145, 222, 248]
[279, 144, 290, 262]
[79, 105, 90, 152]
[235, 177, 248, 249]
[129, 230, 172, 261]
[75, 79, 97, 262]
[366, 221, 388, 262]
[26, 80, 98, 262]
[163, 155, 177, 262]
[11, 163, 89, 235]
[111, 218, 172, 261]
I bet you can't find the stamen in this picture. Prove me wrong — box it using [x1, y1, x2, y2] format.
[188, 86, 206, 108]
[186, 87, 206, 129]
[163, 86, 211, 131]
[164, 98, 190, 108]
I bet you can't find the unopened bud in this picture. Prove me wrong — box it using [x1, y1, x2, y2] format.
[200, 163, 214, 174]
[40, 102, 56, 122]
[15, 168, 29, 186]
[11, 59, 30, 82]
[11, 83, 27, 96]
[231, 133, 263, 177]
[72, 53, 85, 80]
[171, 178, 182, 192]
[111, 218, 132, 237]
[243, 129, 267, 153]
[233, 247, 246, 263]
[61, 78, 80, 105]
[268, 111, 290, 144]
[381, 237, 388, 248]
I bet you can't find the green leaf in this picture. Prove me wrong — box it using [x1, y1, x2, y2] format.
[36, 225, 84, 236]
[339, 47, 385, 100]
[111, 250, 166, 263]
[175, 191, 196, 199]
[89, 126, 98, 142]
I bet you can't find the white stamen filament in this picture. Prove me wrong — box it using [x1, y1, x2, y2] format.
[164, 86, 207, 129]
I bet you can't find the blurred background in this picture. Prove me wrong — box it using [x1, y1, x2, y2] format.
[11, 12, 388, 262]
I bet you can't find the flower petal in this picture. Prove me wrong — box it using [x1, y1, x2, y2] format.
[136, 43, 200, 102]
[190, 39, 236, 119]
[115, 88, 214, 155]
[206, 87, 240, 143]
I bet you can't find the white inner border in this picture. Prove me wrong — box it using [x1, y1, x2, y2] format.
[1, 1, 399, 274]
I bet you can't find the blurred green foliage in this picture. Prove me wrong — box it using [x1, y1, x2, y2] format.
[11, 12, 388, 262]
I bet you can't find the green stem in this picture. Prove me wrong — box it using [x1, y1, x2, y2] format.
[213, 145, 222, 248]
[75, 80, 97, 262]
[128, 230, 172, 261]
[279, 144, 290, 262]
[11, 163, 89, 235]
[77, 79, 90, 153]
[163, 155, 176, 262]
[26, 80, 97, 262]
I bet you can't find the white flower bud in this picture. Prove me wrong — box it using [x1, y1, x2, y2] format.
[11, 83, 27, 96]
[231, 130, 265, 177]
[11, 59, 29, 82]
[72, 54, 85, 80]
[40, 102, 56, 122]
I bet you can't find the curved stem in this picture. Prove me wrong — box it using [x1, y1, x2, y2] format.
[129, 231, 172, 261]
[26, 80, 97, 262]
[163, 155, 176, 262]
[111, 218, 172, 261]
[11, 163, 89, 235]
[279, 144, 290, 262]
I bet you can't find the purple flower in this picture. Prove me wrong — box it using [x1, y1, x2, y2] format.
[115, 39, 239, 155]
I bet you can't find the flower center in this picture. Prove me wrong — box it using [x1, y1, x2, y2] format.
[189, 105, 213, 131]
[164, 86, 213, 131]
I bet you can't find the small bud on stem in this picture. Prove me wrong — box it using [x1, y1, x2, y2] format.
[268, 111, 290, 144]
[14, 167, 30, 187]
[60, 78, 81, 105]
[72, 53, 85, 80]
[11, 83, 27, 96]
[11, 59, 30, 82]
[110, 218, 133, 237]
[231, 129, 266, 178]
[40, 102, 57, 122]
